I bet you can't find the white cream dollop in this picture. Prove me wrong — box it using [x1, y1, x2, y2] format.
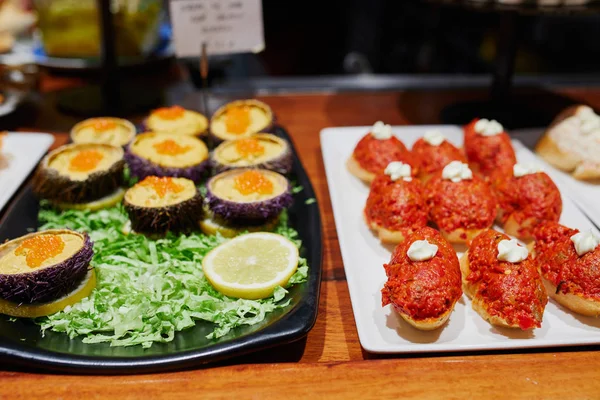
[474, 118, 504, 137]
[442, 161, 473, 182]
[578, 106, 596, 119]
[570, 230, 600, 256]
[407, 240, 438, 262]
[577, 107, 600, 135]
[371, 121, 393, 140]
[497, 239, 529, 263]
[513, 162, 543, 178]
[423, 129, 445, 146]
[384, 161, 412, 182]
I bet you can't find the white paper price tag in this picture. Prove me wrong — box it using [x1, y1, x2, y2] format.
[169, 0, 265, 57]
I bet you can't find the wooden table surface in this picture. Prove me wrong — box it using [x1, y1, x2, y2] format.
[3, 87, 600, 399]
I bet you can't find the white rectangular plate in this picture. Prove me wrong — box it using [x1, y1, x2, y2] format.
[0, 132, 54, 212]
[321, 125, 600, 353]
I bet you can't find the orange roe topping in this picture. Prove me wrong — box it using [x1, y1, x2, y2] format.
[235, 138, 265, 158]
[15, 234, 65, 269]
[225, 106, 251, 134]
[152, 139, 192, 156]
[139, 176, 184, 198]
[69, 150, 104, 172]
[92, 119, 117, 132]
[153, 106, 185, 120]
[234, 170, 274, 195]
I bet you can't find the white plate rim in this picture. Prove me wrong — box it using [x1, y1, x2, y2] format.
[0, 132, 55, 213]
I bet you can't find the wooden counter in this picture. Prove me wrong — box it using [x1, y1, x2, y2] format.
[2, 89, 600, 399]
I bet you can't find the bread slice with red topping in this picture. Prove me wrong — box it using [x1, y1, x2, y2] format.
[493, 167, 562, 241]
[364, 173, 428, 244]
[382, 227, 462, 330]
[411, 134, 466, 182]
[347, 123, 417, 184]
[463, 118, 517, 179]
[460, 229, 547, 330]
[424, 168, 497, 244]
[533, 222, 600, 317]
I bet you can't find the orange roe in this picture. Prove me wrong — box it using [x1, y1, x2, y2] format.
[225, 106, 251, 134]
[153, 106, 185, 120]
[234, 170, 274, 195]
[15, 234, 65, 269]
[69, 150, 104, 172]
[92, 119, 117, 132]
[235, 138, 265, 158]
[153, 139, 192, 156]
[140, 176, 184, 198]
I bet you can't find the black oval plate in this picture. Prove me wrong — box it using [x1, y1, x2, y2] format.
[0, 126, 322, 374]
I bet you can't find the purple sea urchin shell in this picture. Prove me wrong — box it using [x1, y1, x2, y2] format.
[32, 144, 125, 204]
[125, 149, 211, 184]
[70, 117, 136, 148]
[123, 183, 204, 235]
[144, 107, 209, 137]
[206, 169, 292, 222]
[208, 99, 276, 145]
[0, 230, 94, 304]
[125, 133, 211, 184]
[211, 134, 293, 175]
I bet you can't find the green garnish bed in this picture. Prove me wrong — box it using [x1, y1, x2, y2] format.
[38, 206, 307, 348]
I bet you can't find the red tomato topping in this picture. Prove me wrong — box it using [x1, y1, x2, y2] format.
[412, 138, 466, 177]
[382, 227, 462, 320]
[352, 134, 417, 176]
[424, 173, 497, 234]
[533, 222, 600, 301]
[463, 119, 517, 178]
[494, 172, 562, 237]
[467, 230, 547, 330]
[364, 174, 428, 235]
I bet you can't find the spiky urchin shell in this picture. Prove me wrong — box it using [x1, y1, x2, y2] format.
[70, 117, 136, 148]
[139, 118, 210, 139]
[208, 99, 276, 145]
[143, 108, 209, 138]
[206, 169, 292, 223]
[211, 134, 293, 175]
[0, 229, 93, 304]
[124, 145, 211, 184]
[32, 143, 125, 204]
[124, 190, 204, 235]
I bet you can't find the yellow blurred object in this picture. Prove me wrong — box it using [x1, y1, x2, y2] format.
[0, 33, 15, 53]
[34, 0, 163, 58]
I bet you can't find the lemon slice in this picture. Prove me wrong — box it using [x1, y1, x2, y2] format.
[0, 269, 97, 318]
[53, 188, 125, 211]
[199, 214, 279, 238]
[202, 232, 299, 299]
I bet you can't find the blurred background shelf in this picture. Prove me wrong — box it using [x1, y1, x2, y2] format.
[1, 0, 599, 124]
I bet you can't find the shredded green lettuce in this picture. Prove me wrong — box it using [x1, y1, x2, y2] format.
[37, 206, 308, 348]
